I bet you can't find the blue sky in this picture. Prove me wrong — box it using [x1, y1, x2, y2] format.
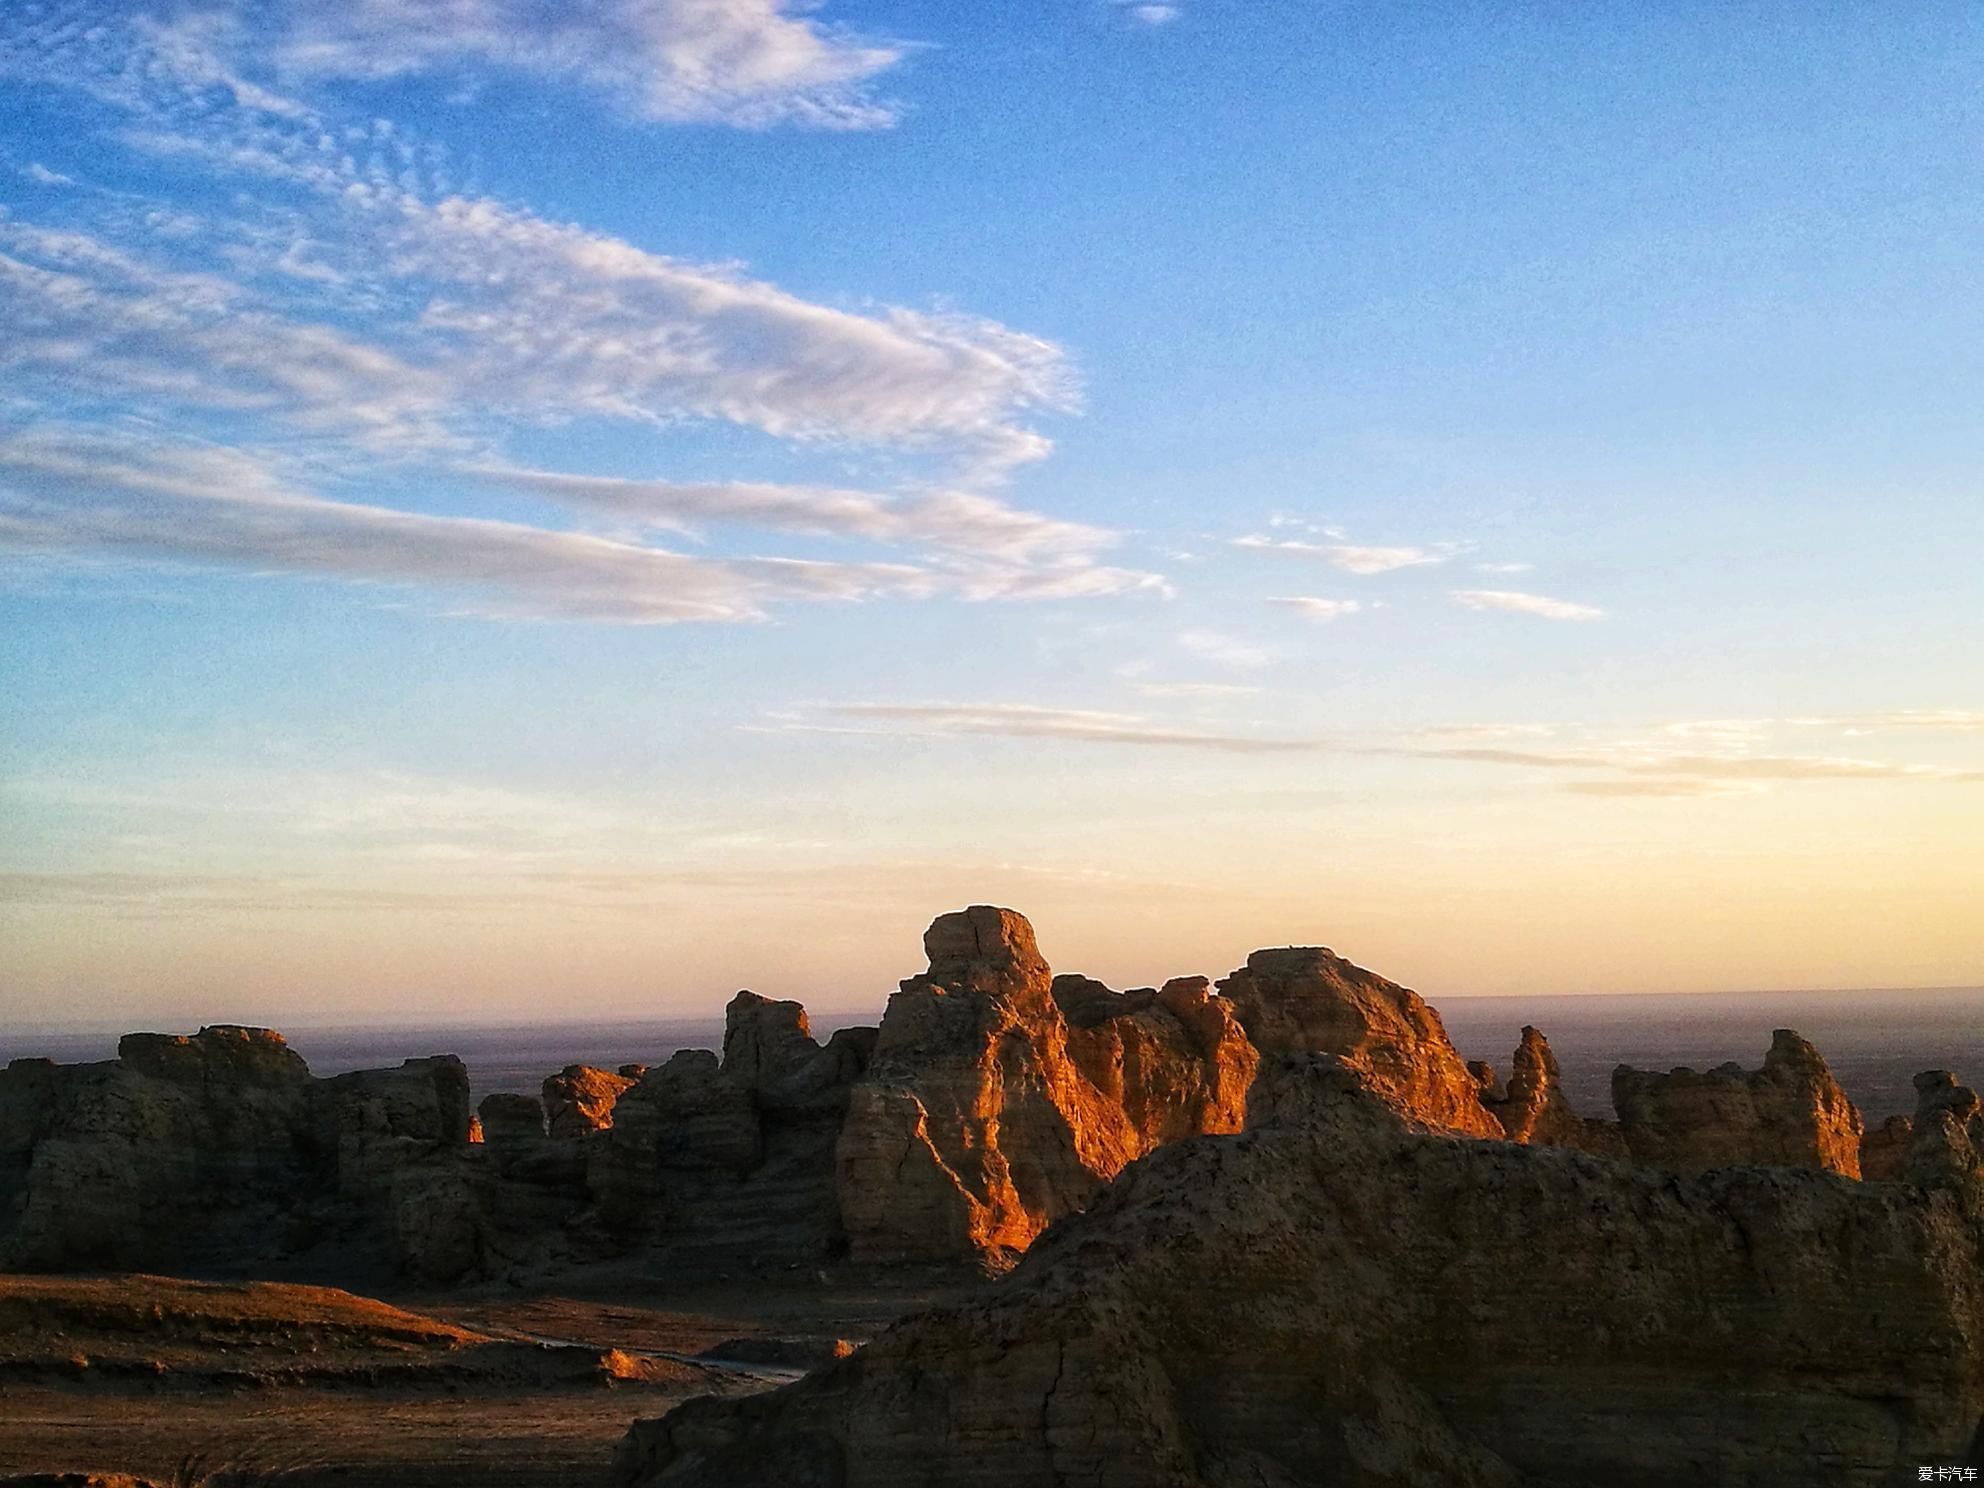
[1, 1, 1979, 1024]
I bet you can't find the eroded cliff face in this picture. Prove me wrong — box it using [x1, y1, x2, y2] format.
[1612, 1029, 1867, 1177]
[617, 1060, 1984, 1488]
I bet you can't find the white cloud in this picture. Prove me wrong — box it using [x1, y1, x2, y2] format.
[1233, 534, 1447, 574]
[1268, 596, 1362, 622]
[1473, 560, 1532, 575]
[1179, 628, 1270, 670]
[1450, 588, 1604, 621]
[21, 162, 73, 186]
[770, 702, 1321, 753]
[1125, 4, 1181, 23]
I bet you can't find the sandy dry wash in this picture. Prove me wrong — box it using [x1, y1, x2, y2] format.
[2, 906, 1979, 1485]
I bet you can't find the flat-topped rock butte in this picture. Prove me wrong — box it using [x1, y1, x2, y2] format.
[1, 905, 1970, 1487]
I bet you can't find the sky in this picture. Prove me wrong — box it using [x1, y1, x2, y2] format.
[1, 0, 1979, 1028]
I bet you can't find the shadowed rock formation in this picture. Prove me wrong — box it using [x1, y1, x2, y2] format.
[616, 1059, 1984, 1488]
[0, 1027, 326, 1273]
[588, 992, 877, 1265]
[1612, 1029, 1866, 1177]
[1861, 1113, 1914, 1182]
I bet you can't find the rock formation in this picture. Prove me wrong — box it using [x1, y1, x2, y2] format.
[1612, 1029, 1866, 1177]
[616, 1058, 1984, 1488]
[542, 1063, 644, 1137]
[477, 1092, 546, 1144]
[588, 993, 877, 1265]
[834, 907, 1122, 1264]
[1479, 1025, 1628, 1157]
[1216, 944, 1506, 1137]
[0, 909, 1916, 1290]
[0, 1028, 326, 1272]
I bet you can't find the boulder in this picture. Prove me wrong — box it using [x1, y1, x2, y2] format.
[1612, 1029, 1865, 1177]
[617, 1057, 1984, 1488]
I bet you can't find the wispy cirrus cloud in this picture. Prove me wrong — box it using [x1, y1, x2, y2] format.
[8, 0, 906, 132]
[1233, 533, 1449, 574]
[1450, 588, 1604, 621]
[0, 8, 1173, 619]
[757, 702, 1323, 752]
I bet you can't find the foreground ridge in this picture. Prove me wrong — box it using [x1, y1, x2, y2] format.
[613, 1058, 1984, 1487]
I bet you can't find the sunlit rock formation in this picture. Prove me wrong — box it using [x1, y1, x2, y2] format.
[541, 1063, 644, 1138]
[1612, 1028, 1866, 1177]
[1216, 944, 1506, 1137]
[616, 1059, 1984, 1488]
[835, 906, 1142, 1264]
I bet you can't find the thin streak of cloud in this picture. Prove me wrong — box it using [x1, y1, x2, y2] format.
[770, 702, 1325, 753]
[471, 464, 1117, 563]
[1268, 596, 1362, 622]
[1419, 744, 1981, 784]
[1450, 588, 1604, 621]
[1233, 534, 1447, 574]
